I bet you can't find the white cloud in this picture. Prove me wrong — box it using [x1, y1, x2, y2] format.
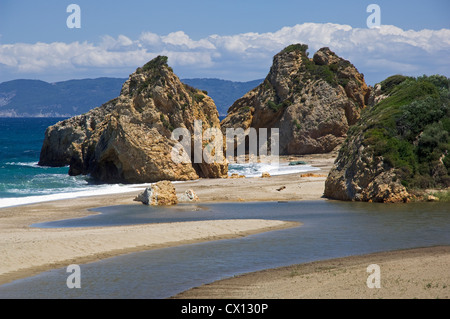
[162, 31, 216, 50]
[139, 32, 162, 48]
[0, 23, 449, 84]
[100, 35, 135, 51]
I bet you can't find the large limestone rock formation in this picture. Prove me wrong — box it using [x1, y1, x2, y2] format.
[38, 98, 117, 167]
[39, 56, 227, 183]
[221, 44, 370, 155]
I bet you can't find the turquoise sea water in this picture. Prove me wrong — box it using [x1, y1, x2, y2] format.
[0, 117, 71, 198]
[0, 118, 147, 208]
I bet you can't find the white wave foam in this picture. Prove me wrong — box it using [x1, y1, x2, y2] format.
[5, 161, 67, 169]
[5, 161, 39, 167]
[0, 184, 147, 209]
[0, 162, 318, 208]
[228, 162, 320, 178]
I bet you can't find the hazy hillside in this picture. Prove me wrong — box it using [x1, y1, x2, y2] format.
[0, 77, 263, 117]
[181, 78, 263, 115]
[0, 78, 127, 117]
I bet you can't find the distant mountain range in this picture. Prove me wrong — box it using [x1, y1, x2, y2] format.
[0, 78, 126, 117]
[0, 77, 262, 117]
[181, 78, 262, 116]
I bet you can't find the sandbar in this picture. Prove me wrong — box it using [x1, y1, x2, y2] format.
[0, 154, 330, 287]
[173, 245, 450, 299]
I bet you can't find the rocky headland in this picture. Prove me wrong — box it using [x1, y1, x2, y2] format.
[324, 74, 450, 202]
[39, 56, 227, 183]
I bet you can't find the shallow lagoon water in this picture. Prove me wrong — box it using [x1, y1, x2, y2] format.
[1, 200, 449, 299]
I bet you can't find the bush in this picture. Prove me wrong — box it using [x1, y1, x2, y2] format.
[160, 113, 174, 131]
[338, 78, 349, 88]
[431, 190, 450, 202]
[418, 74, 450, 90]
[267, 100, 281, 112]
[301, 56, 337, 86]
[142, 56, 168, 72]
[193, 93, 205, 103]
[396, 96, 447, 141]
[267, 99, 292, 112]
[358, 74, 450, 190]
[379, 75, 410, 95]
[283, 44, 308, 54]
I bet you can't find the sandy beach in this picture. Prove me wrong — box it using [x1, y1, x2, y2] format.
[0, 154, 330, 287]
[173, 245, 450, 299]
[1, 153, 448, 299]
[0, 193, 300, 286]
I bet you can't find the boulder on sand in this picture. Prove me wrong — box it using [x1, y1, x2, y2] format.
[134, 180, 178, 206]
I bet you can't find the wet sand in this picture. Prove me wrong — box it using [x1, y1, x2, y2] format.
[173, 246, 450, 299]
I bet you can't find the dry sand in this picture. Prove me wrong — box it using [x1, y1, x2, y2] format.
[1, 153, 448, 299]
[175, 154, 333, 203]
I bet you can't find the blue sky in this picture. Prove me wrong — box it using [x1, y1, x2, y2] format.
[0, 0, 449, 85]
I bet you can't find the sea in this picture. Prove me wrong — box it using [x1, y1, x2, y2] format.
[0, 117, 319, 208]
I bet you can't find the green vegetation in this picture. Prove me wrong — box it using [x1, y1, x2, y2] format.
[267, 100, 281, 112]
[182, 82, 198, 94]
[338, 78, 349, 88]
[136, 78, 152, 95]
[142, 56, 168, 72]
[286, 45, 355, 89]
[263, 79, 272, 90]
[282, 43, 309, 54]
[182, 83, 207, 104]
[357, 75, 450, 190]
[297, 52, 353, 88]
[379, 74, 410, 95]
[135, 57, 172, 95]
[239, 106, 251, 113]
[160, 113, 174, 131]
[193, 93, 205, 103]
[267, 99, 292, 112]
[300, 55, 337, 87]
[431, 190, 450, 202]
[293, 119, 302, 130]
[134, 56, 172, 95]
